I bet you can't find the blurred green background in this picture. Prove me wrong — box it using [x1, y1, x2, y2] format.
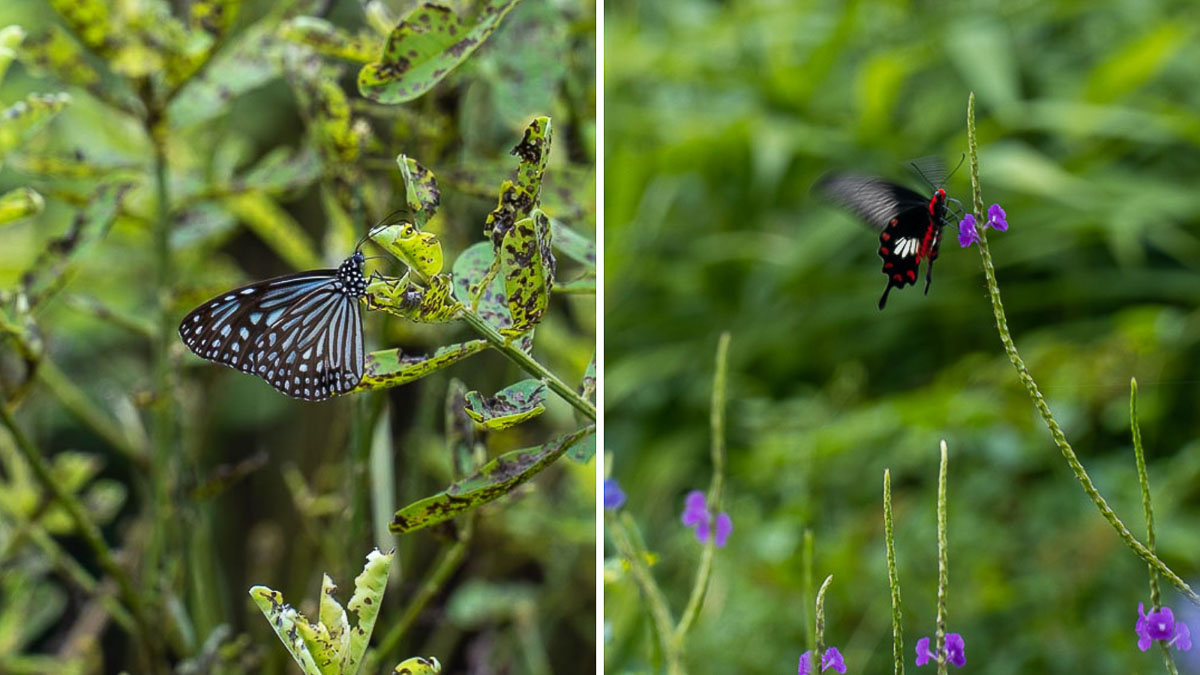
[0, 0, 595, 672]
[605, 0, 1200, 672]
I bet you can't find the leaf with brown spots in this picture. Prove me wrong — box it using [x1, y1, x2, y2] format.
[358, 0, 523, 104]
[353, 340, 489, 392]
[397, 155, 441, 227]
[389, 425, 595, 534]
[463, 378, 547, 429]
[370, 220, 444, 280]
[499, 210, 554, 336]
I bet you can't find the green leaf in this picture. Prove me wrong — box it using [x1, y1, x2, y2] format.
[0, 25, 26, 84]
[565, 432, 595, 464]
[168, 23, 283, 128]
[235, 145, 322, 196]
[45, 0, 114, 55]
[357, 0, 523, 104]
[484, 117, 551, 247]
[343, 548, 394, 673]
[20, 25, 102, 88]
[279, 16, 375, 62]
[550, 217, 595, 269]
[22, 182, 129, 306]
[223, 192, 322, 270]
[190, 0, 240, 38]
[397, 155, 441, 227]
[451, 242, 513, 333]
[248, 587, 325, 675]
[499, 210, 554, 335]
[370, 221, 444, 279]
[393, 656, 442, 674]
[365, 273, 461, 323]
[0, 187, 44, 226]
[463, 378, 547, 430]
[389, 425, 595, 534]
[580, 354, 595, 404]
[354, 340, 489, 392]
[0, 93, 70, 164]
[249, 549, 394, 675]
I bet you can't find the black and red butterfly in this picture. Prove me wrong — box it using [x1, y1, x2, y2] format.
[816, 172, 957, 310]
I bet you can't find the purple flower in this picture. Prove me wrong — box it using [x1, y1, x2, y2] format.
[603, 478, 626, 511]
[915, 634, 966, 667]
[681, 490, 732, 548]
[798, 647, 846, 674]
[987, 203, 1008, 231]
[1137, 603, 1193, 652]
[957, 214, 979, 248]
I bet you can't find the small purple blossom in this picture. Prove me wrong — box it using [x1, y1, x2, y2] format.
[957, 214, 979, 248]
[681, 490, 732, 548]
[603, 478, 626, 511]
[798, 647, 846, 674]
[915, 634, 965, 668]
[987, 203, 1008, 231]
[1137, 603, 1193, 652]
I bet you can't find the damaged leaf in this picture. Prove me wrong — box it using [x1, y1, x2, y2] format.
[499, 209, 554, 335]
[463, 378, 546, 429]
[0, 187, 44, 226]
[280, 16, 375, 63]
[397, 155, 440, 227]
[389, 425, 595, 534]
[452, 242, 513, 333]
[354, 340, 489, 392]
[358, 0, 523, 104]
[366, 273, 460, 323]
[370, 220, 443, 280]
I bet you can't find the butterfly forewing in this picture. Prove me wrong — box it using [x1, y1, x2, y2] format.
[816, 174, 929, 231]
[178, 253, 368, 401]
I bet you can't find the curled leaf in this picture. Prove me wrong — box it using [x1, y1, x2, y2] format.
[394, 656, 442, 674]
[397, 155, 440, 226]
[464, 378, 547, 430]
[358, 0, 523, 104]
[499, 210, 554, 335]
[371, 221, 444, 279]
[366, 273, 460, 323]
[0, 187, 44, 226]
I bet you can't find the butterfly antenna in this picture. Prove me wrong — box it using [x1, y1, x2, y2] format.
[356, 206, 415, 251]
[945, 153, 966, 183]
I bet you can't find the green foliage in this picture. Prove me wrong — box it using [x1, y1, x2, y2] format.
[464, 378, 547, 429]
[0, 0, 593, 672]
[605, 0, 1200, 672]
[250, 548, 401, 675]
[358, 0, 523, 104]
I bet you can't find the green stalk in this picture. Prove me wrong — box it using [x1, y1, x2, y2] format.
[804, 530, 816, 673]
[457, 307, 596, 420]
[609, 513, 680, 674]
[935, 441, 949, 675]
[814, 575, 833, 662]
[36, 358, 147, 468]
[884, 470, 904, 675]
[1131, 379, 1178, 673]
[0, 404, 153, 641]
[965, 92, 1199, 606]
[674, 331, 730, 641]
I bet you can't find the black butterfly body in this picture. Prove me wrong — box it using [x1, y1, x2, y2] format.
[817, 174, 951, 309]
[178, 252, 368, 401]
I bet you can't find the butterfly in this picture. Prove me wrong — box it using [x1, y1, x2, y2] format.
[816, 172, 955, 310]
[178, 250, 370, 401]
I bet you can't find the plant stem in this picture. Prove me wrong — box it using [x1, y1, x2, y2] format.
[935, 441, 949, 675]
[965, 92, 1199, 606]
[0, 404, 154, 641]
[674, 331, 730, 641]
[1130, 379, 1179, 673]
[884, 469, 904, 675]
[36, 358, 148, 468]
[457, 307, 596, 420]
[610, 513, 681, 674]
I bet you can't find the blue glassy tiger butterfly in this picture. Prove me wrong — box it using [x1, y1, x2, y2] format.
[179, 249, 370, 401]
[816, 168, 957, 310]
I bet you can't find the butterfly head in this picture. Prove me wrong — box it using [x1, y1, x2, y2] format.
[338, 252, 368, 298]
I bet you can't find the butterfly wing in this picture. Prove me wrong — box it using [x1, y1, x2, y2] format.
[816, 174, 941, 309]
[178, 271, 364, 401]
[249, 285, 364, 401]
